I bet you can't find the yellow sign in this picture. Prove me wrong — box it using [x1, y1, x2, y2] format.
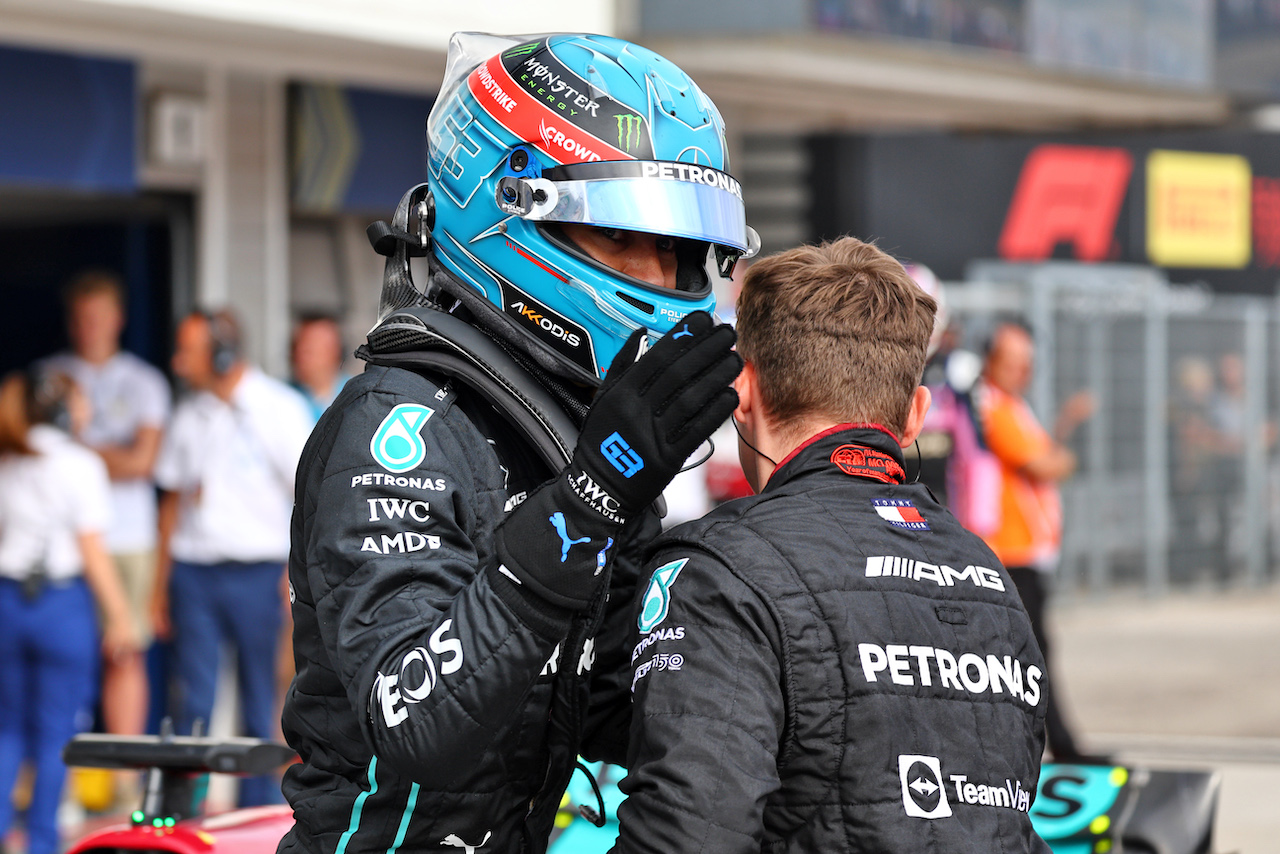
[1147, 150, 1252, 268]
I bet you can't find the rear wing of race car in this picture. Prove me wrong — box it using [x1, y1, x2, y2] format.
[63, 728, 297, 827]
[1032, 763, 1221, 854]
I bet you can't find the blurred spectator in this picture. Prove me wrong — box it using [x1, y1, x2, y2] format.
[1205, 352, 1276, 585]
[907, 262, 1002, 535]
[40, 270, 170, 751]
[1168, 356, 1218, 582]
[280, 313, 350, 707]
[920, 350, 1002, 536]
[0, 370, 137, 854]
[150, 310, 311, 806]
[289, 313, 350, 423]
[977, 320, 1100, 763]
[1209, 353, 1246, 584]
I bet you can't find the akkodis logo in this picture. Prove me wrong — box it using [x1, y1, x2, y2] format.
[370, 404, 434, 473]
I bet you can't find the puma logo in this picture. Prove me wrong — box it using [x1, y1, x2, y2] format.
[442, 831, 491, 853]
[550, 512, 590, 562]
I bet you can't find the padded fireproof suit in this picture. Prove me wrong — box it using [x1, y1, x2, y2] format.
[615, 425, 1050, 854]
[279, 312, 659, 854]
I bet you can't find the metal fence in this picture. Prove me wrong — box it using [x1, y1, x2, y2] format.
[947, 260, 1279, 596]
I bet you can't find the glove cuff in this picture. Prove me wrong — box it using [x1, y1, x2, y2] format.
[494, 474, 624, 611]
[563, 463, 632, 526]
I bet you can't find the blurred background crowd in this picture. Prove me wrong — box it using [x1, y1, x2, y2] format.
[2, 0, 1280, 851]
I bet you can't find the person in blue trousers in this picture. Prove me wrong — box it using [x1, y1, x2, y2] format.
[151, 311, 312, 807]
[0, 369, 137, 854]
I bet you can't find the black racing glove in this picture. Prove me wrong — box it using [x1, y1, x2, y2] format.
[494, 311, 742, 609]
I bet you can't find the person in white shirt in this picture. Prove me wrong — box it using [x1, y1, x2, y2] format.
[151, 310, 311, 806]
[41, 270, 170, 746]
[289, 313, 351, 424]
[0, 369, 137, 854]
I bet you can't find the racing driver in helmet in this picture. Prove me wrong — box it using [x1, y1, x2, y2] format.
[278, 33, 753, 854]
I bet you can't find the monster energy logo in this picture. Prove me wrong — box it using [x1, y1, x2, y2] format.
[615, 113, 644, 153]
[504, 42, 541, 58]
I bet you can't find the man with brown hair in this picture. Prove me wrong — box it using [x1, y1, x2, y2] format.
[41, 271, 169, 791]
[152, 310, 312, 806]
[613, 237, 1050, 854]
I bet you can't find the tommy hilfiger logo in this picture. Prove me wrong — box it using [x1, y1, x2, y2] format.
[872, 498, 930, 531]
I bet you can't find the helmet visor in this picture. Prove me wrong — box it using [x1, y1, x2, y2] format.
[499, 161, 759, 257]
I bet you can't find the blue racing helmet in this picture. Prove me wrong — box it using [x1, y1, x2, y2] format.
[394, 32, 757, 386]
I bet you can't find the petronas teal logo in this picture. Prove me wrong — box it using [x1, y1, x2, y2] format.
[638, 558, 688, 633]
[370, 404, 434, 473]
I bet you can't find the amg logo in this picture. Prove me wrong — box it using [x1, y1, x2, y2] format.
[865, 556, 1005, 592]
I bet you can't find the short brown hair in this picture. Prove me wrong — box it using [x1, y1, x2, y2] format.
[64, 269, 125, 307]
[0, 373, 33, 456]
[735, 236, 937, 438]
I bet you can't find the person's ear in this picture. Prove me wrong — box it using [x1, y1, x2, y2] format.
[898, 385, 932, 448]
[733, 360, 757, 424]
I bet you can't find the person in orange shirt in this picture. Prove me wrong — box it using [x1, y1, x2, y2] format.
[978, 320, 1101, 764]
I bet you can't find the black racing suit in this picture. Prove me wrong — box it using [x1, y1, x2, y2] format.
[614, 426, 1050, 854]
[279, 357, 657, 854]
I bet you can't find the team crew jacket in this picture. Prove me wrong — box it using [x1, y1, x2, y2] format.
[279, 362, 657, 854]
[615, 426, 1050, 854]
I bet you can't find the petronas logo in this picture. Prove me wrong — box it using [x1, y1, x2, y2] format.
[638, 558, 688, 633]
[370, 404, 434, 473]
[615, 113, 643, 153]
[504, 41, 542, 58]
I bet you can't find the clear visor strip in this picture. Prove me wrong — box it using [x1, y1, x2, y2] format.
[514, 176, 759, 257]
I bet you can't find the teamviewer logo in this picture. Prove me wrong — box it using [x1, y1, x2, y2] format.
[601, 432, 645, 478]
[899, 754, 952, 819]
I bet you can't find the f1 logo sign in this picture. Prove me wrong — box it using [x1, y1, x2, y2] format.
[998, 145, 1133, 262]
[899, 754, 952, 819]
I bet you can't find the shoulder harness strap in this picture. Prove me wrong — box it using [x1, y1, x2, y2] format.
[359, 306, 577, 472]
